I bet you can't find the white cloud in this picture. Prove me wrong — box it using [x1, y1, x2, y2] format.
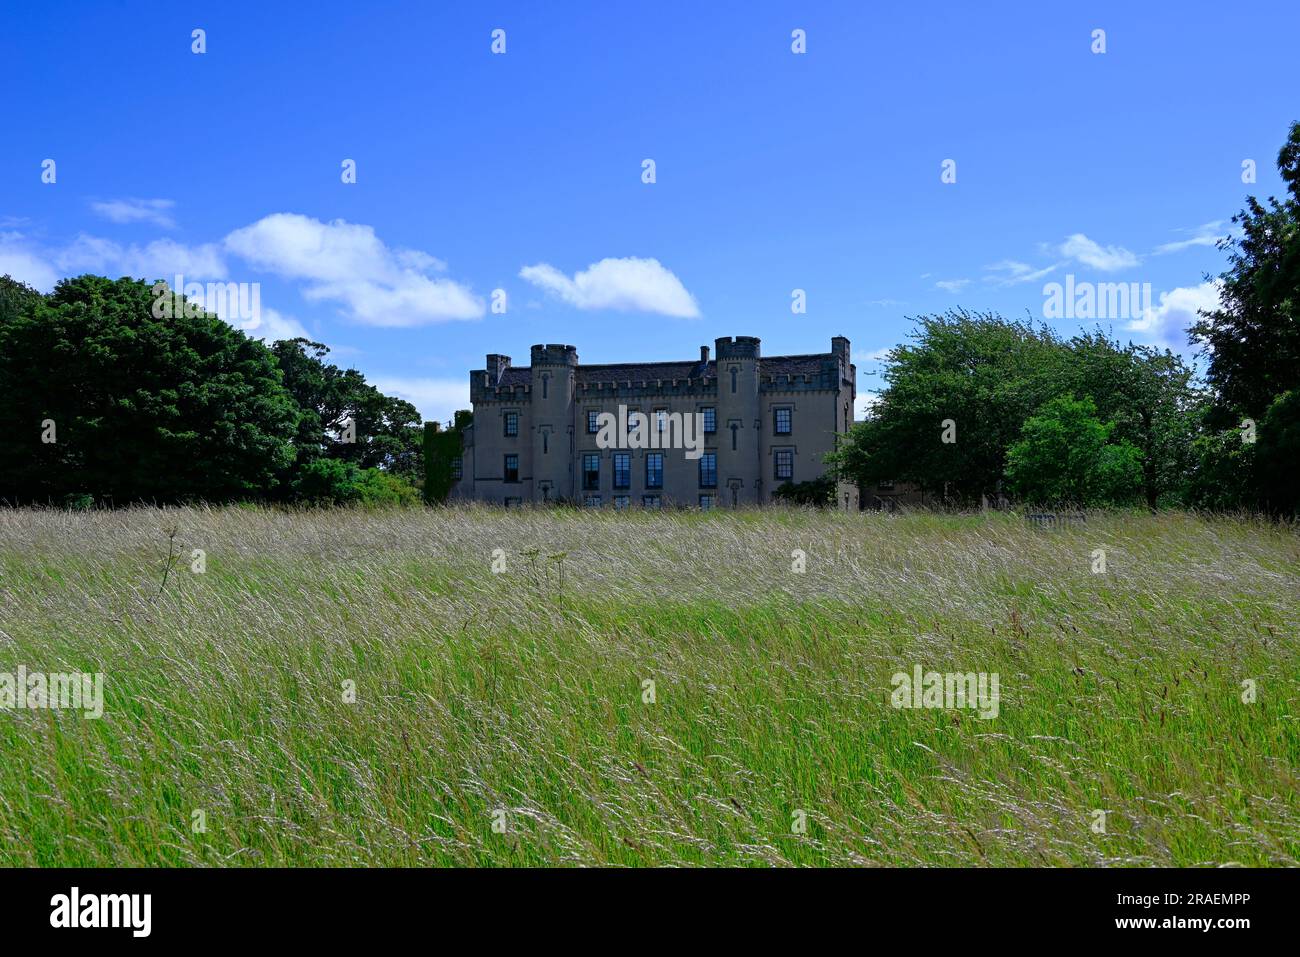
[519, 257, 700, 318]
[984, 259, 1059, 286]
[1059, 233, 1140, 271]
[935, 278, 970, 292]
[90, 198, 176, 229]
[224, 213, 482, 326]
[853, 347, 891, 364]
[231, 306, 310, 342]
[55, 234, 227, 280]
[370, 376, 470, 424]
[1152, 221, 1228, 256]
[0, 230, 307, 342]
[855, 391, 881, 419]
[1127, 281, 1222, 348]
[0, 232, 59, 290]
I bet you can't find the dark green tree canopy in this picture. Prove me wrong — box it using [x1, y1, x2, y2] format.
[0, 275, 428, 506]
[0, 275, 300, 503]
[1191, 121, 1300, 418]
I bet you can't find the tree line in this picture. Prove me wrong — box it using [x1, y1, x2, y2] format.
[0, 274, 424, 506]
[827, 121, 1300, 516]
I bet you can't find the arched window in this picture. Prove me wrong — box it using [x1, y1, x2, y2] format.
[730, 367, 738, 393]
[542, 374, 549, 399]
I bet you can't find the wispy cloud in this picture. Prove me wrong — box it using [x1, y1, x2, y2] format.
[224, 213, 482, 326]
[983, 259, 1059, 286]
[1152, 221, 1229, 256]
[1059, 233, 1140, 271]
[853, 347, 892, 364]
[56, 233, 227, 280]
[0, 231, 59, 290]
[90, 198, 177, 229]
[935, 278, 970, 292]
[519, 257, 700, 318]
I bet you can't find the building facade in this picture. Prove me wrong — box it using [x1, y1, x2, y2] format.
[450, 335, 858, 509]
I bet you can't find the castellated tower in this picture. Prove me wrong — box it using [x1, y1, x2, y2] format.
[530, 344, 578, 502]
[714, 336, 761, 507]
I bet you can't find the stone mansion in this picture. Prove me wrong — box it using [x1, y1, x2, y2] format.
[448, 335, 859, 509]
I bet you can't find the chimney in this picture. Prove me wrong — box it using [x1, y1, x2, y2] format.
[485, 353, 511, 384]
[700, 345, 709, 363]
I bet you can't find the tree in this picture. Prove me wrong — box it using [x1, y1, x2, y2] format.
[1060, 332, 1201, 507]
[1004, 394, 1143, 507]
[1255, 389, 1300, 515]
[270, 338, 423, 489]
[291, 457, 420, 506]
[1190, 121, 1300, 419]
[0, 275, 299, 504]
[828, 310, 1067, 502]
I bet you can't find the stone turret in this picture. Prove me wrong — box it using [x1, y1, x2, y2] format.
[530, 344, 578, 502]
[714, 336, 761, 506]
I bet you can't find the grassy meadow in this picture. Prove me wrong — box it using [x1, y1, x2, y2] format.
[0, 505, 1296, 866]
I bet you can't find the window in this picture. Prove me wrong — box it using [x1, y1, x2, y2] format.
[699, 452, 717, 488]
[642, 495, 662, 509]
[645, 452, 663, 489]
[541, 374, 548, 399]
[503, 411, 519, 437]
[877, 480, 895, 491]
[587, 410, 600, 434]
[543, 431, 548, 454]
[699, 494, 714, 510]
[582, 453, 600, 490]
[774, 449, 793, 481]
[613, 495, 630, 510]
[774, 407, 792, 435]
[451, 457, 463, 480]
[504, 496, 522, 508]
[504, 454, 519, 483]
[654, 408, 668, 435]
[730, 367, 738, 393]
[702, 407, 716, 433]
[613, 452, 631, 489]
[583, 494, 601, 508]
[627, 408, 642, 444]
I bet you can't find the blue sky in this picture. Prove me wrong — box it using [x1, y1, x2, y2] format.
[2, 1, 1297, 422]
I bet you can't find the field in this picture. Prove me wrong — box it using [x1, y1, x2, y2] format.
[0, 505, 1296, 867]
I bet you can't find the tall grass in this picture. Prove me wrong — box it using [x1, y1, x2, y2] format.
[0, 505, 1296, 866]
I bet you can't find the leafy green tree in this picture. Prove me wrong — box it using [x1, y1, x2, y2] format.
[291, 457, 420, 506]
[1060, 332, 1201, 507]
[0, 275, 298, 504]
[1004, 394, 1143, 506]
[270, 338, 423, 488]
[1190, 121, 1300, 419]
[0, 275, 42, 326]
[1255, 389, 1300, 515]
[828, 310, 1067, 502]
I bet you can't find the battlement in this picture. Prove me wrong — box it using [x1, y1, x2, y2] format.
[715, 336, 761, 360]
[530, 343, 579, 366]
